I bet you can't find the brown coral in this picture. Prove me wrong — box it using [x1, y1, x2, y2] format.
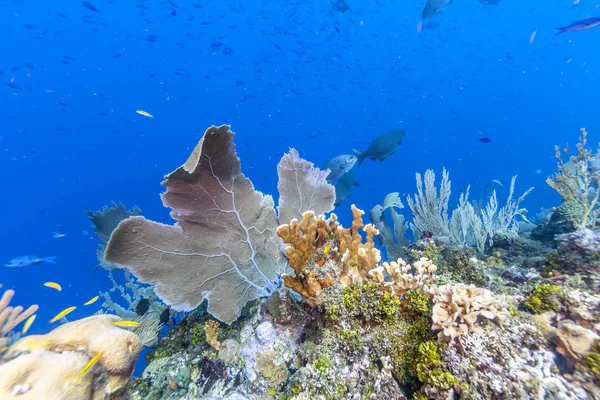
[555, 320, 599, 362]
[205, 320, 222, 350]
[277, 204, 381, 305]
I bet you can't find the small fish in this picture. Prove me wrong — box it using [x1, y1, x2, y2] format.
[136, 110, 153, 118]
[323, 243, 331, 255]
[490, 179, 504, 187]
[113, 320, 140, 327]
[80, 352, 103, 375]
[322, 154, 358, 183]
[556, 17, 600, 34]
[352, 130, 406, 166]
[135, 299, 150, 316]
[22, 314, 36, 334]
[422, 0, 452, 19]
[81, 1, 100, 12]
[44, 282, 62, 291]
[84, 295, 99, 306]
[53, 231, 66, 239]
[50, 306, 76, 323]
[5, 256, 56, 267]
[334, 171, 360, 207]
[478, 137, 492, 143]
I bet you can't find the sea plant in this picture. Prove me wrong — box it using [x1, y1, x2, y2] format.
[547, 128, 600, 229]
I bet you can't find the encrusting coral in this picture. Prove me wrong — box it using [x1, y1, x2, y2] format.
[430, 283, 510, 343]
[0, 289, 38, 349]
[0, 314, 142, 399]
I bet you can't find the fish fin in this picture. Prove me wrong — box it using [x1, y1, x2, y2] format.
[44, 256, 57, 264]
[352, 149, 366, 167]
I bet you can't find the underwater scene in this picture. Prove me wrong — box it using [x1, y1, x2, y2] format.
[1, 0, 600, 399]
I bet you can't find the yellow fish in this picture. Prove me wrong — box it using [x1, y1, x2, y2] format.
[44, 282, 62, 291]
[113, 320, 140, 328]
[50, 306, 76, 323]
[84, 295, 99, 306]
[80, 352, 103, 375]
[323, 243, 331, 255]
[135, 110, 153, 118]
[22, 314, 36, 335]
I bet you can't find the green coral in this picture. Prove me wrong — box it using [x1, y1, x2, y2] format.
[314, 355, 334, 372]
[415, 341, 458, 390]
[524, 284, 563, 314]
[191, 325, 205, 346]
[440, 247, 486, 286]
[581, 341, 600, 380]
[339, 283, 400, 324]
[404, 289, 431, 315]
[409, 240, 441, 266]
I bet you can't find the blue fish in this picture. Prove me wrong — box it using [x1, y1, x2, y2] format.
[322, 154, 357, 184]
[334, 171, 360, 207]
[556, 17, 600, 34]
[5, 255, 57, 267]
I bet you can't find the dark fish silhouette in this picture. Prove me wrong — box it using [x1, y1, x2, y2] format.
[422, 0, 452, 19]
[81, 1, 99, 12]
[334, 171, 360, 207]
[478, 137, 491, 143]
[353, 129, 406, 166]
[556, 17, 600, 34]
[159, 308, 170, 324]
[135, 299, 150, 316]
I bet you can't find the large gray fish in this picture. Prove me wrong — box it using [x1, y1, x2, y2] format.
[5, 255, 56, 267]
[334, 171, 360, 207]
[422, 0, 452, 19]
[556, 17, 600, 34]
[322, 154, 357, 183]
[352, 129, 406, 167]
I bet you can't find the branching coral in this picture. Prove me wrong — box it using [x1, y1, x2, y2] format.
[205, 320, 222, 350]
[370, 257, 437, 299]
[277, 204, 381, 305]
[430, 283, 510, 343]
[547, 127, 600, 229]
[0, 290, 38, 349]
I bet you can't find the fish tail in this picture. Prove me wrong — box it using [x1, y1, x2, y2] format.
[44, 256, 57, 264]
[352, 149, 366, 167]
[555, 27, 566, 35]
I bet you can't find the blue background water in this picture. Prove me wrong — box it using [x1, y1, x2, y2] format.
[1, 0, 598, 372]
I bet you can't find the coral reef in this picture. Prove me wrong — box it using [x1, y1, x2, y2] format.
[105, 125, 335, 324]
[93, 126, 600, 400]
[0, 314, 142, 399]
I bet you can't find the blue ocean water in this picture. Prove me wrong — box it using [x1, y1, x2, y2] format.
[0, 0, 598, 373]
